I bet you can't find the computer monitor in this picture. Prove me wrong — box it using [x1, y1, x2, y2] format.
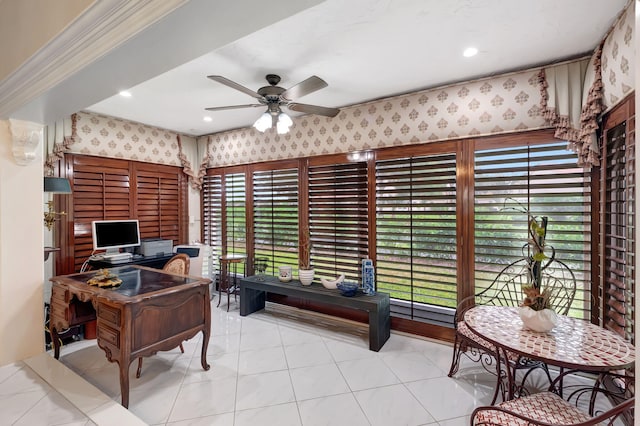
[91, 220, 141, 254]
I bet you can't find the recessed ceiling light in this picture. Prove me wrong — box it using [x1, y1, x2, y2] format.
[203, 116, 213, 122]
[119, 90, 132, 97]
[463, 47, 478, 58]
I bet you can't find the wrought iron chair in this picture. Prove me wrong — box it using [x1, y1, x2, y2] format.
[448, 251, 577, 403]
[471, 391, 634, 426]
[136, 253, 190, 378]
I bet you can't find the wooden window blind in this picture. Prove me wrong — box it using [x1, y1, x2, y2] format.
[474, 142, 592, 319]
[70, 158, 132, 272]
[253, 168, 299, 276]
[62, 154, 187, 273]
[202, 174, 223, 266]
[308, 162, 368, 283]
[225, 172, 247, 276]
[376, 153, 458, 323]
[602, 122, 635, 341]
[135, 167, 183, 243]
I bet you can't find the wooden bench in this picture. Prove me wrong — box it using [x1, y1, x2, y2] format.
[239, 275, 390, 351]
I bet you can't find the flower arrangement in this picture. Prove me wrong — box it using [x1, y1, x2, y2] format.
[502, 198, 551, 312]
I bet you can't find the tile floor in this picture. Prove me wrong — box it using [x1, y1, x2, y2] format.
[0, 298, 614, 425]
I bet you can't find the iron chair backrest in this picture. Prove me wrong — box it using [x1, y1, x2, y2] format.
[456, 256, 577, 323]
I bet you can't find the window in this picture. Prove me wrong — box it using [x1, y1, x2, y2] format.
[376, 153, 458, 324]
[200, 131, 597, 334]
[202, 174, 223, 266]
[308, 161, 369, 283]
[474, 141, 592, 319]
[602, 122, 635, 341]
[253, 168, 299, 276]
[64, 154, 187, 273]
[225, 172, 246, 271]
[135, 168, 182, 243]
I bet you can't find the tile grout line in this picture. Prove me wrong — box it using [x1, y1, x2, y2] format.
[23, 353, 147, 426]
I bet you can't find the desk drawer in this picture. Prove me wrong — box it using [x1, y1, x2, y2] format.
[97, 324, 120, 348]
[98, 304, 121, 327]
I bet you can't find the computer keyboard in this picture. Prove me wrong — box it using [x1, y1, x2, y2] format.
[102, 253, 133, 262]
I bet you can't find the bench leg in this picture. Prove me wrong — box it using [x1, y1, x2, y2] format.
[368, 304, 391, 351]
[240, 286, 266, 316]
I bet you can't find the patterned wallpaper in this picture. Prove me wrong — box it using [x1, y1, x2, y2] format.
[601, 1, 634, 110]
[65, 1, 634, 169]
[204, 68, 549, 167]
[70, 111, 186, 166]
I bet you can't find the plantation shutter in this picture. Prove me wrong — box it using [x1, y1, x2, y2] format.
[376, 153, 458, 324]
[308, 162, 368, 283]
[602, 122, 635, 341]
[71, 158, 132, 271]
[203, 174, 223, 266]
[253, 168, 299, 276]
[474, 141, 592, 320]
[67, 155, 186, 273]
[135, 168, 183, 244]
[225, 172, 247, 276]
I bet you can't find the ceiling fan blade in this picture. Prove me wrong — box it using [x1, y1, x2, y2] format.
[207, 75, 263, 100]
[205, 104, 263, 112]
[282, 76, 328, 100]
[288, 102, 340, 117]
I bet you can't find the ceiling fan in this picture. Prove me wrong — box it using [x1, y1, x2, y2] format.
[205, 74, 340, 134]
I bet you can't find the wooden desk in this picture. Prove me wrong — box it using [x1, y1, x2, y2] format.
[50, 265, 212, 408]
[240, 275, 390, 351]
[464, 306, 635, 400]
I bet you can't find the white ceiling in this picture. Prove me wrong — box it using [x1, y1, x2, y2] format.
[80, 0, 629, 136]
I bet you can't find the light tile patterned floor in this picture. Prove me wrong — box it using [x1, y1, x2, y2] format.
[0, 298, 616, 425]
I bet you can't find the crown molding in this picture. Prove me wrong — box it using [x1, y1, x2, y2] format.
[0, 0, 188, 119]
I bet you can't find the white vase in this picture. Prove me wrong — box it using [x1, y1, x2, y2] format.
[278, 266, 292, 282]
[518, 306, 558, 332]
[298, 268, 314, 286]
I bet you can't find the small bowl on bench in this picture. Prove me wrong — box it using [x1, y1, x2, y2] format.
[336, 281, 359, 297]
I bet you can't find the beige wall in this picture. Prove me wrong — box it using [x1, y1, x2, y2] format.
[0, 0, 94, 81]
[0, 119, 45, 365]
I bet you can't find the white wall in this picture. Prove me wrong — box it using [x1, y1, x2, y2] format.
[0, 119, 45, 366]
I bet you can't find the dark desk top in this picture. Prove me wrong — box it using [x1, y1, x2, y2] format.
[51, 266, 211, 300]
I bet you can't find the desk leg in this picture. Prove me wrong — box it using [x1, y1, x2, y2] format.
[368, 303, 390, 351]
[240, 286, 265, 316]
[200, 288, 211, 372]
[51, 327, 61, 359]
[118, 358, 131, 408]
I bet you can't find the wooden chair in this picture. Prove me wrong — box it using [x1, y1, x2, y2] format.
[135, 253, 190, 378]
[162, 253, 190, 276]
[448, 253, 577, 403]
[471, 391, 634, 426]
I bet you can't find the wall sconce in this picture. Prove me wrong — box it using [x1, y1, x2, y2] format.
[44, 177, 72, 231]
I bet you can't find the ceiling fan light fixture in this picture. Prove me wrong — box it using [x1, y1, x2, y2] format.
[253, 112, 272, 132]
[276, 112, 293, 134]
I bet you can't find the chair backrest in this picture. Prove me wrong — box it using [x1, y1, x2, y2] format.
[463, 256, 577, 317]
[162, 253, 190, 275]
